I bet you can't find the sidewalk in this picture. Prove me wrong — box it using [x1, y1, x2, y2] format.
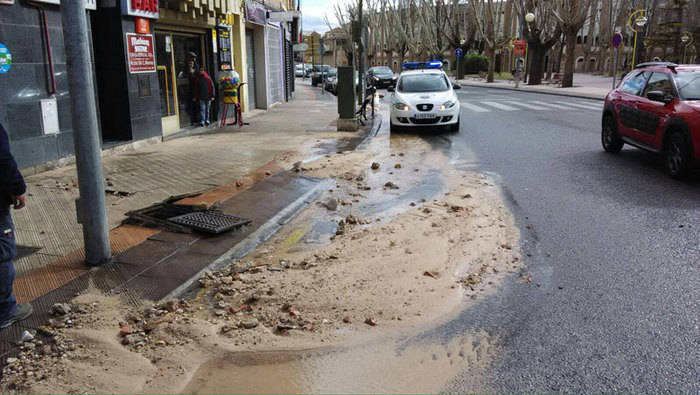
[458, 72, 614, 100]
[2, 80, 372, 356]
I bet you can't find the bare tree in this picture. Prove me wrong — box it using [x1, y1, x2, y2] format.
[552, 0, 594, 87]
[691, 0, 700, 63]
[444, 0, 480, 75]
[581, 3, 599, 72]
[512, 0, 562, 85]
[416, 0, 454, 59]
[471, 0, 512, 82]
[385, 0, 425, 65]
[328, 3, 356, 66]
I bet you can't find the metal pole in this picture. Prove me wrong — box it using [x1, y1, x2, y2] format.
[61, 0, 111, 265]
[608, 0, 614, 78]
[612, 46, 618, 89]
[631, 31, 638, 71]
[357, 0, 364, 106]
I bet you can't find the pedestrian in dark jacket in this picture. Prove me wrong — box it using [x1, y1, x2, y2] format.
[0, 122, 33, 329]
[193, 66, 215, 127]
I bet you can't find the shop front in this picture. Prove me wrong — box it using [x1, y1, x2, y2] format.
[154, 3, 242, 136]
[154, 29, 208, 135]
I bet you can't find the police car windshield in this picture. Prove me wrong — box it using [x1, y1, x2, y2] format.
[675, 71, 700, 100]
[398, 74, 450, 93]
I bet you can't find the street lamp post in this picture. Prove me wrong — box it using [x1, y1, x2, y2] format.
[457, 38, 465, 80]
[628, 10, 647, 71]
[524, 12, 535, 85]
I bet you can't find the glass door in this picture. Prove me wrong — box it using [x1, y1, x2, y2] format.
[155, 32, 179, 135]
[171, 33, 204, 127]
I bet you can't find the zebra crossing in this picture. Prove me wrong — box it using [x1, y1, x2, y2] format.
[458, 98, 602, 114]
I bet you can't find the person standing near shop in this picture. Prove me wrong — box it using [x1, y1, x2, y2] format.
[193, 66, 215, 126]
[0, 122, 33, 329]
[187, 52, 200, 125]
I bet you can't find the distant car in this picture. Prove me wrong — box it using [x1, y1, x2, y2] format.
[311, 65, 332, 86]
[367, 66, 397, 89]
[326, 70, 359, 96]
[325, 68, 338, 94]
[602, 62, 700, 178]
[295, 64, 306, 77]
[389, 61, 461, 133]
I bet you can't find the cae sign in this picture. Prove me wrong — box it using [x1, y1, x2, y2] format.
[122, 0, 159, 19]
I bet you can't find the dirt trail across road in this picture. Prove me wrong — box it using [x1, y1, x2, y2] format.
[2, 133, 521, 394]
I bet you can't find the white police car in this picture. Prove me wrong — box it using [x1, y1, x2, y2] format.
[389, 61, 461, 133]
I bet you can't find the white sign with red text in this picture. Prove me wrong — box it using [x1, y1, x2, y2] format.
[126, 33, 156, 73]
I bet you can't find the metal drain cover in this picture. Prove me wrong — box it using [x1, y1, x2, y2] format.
[168, 211, 251, 234]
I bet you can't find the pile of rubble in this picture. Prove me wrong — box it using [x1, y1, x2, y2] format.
[2, 303, 95, 391]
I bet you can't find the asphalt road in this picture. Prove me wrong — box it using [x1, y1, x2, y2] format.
[410, 86, 699, 393]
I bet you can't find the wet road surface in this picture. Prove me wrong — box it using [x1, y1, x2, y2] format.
[411, 86, 700, 393]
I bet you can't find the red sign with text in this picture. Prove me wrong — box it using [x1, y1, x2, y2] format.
[122, 0, 159, 19]
[126, 33, 155, 73]
[514, 40, 526, 55]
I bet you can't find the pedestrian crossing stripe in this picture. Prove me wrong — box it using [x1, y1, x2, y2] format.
[458, 100, 602, 113]
[459, 102, 490, 112]
[505, 101, 548, 110]
[481, 101, 519, 111]
[527, 101, 572, 110]
[561, 102, 602, 110]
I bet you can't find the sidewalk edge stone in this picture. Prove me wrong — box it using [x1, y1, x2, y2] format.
[458, 81, 607, 101]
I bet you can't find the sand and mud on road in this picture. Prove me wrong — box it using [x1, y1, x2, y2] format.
[2, 134, 521, 394]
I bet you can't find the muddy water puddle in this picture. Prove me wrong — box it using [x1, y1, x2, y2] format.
[183, 330, 498, 394]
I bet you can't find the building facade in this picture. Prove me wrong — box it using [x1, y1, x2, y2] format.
[0, 0, 299, 172]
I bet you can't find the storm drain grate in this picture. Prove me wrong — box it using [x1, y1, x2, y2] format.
[168, 211, 251, 234]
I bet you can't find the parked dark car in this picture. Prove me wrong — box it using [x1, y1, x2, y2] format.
[602, 62, 700, 178]
[367, 66, 397, 89]
[311, 65, 332, 86]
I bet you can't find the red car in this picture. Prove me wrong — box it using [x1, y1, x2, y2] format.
[602, 62, 700, 178]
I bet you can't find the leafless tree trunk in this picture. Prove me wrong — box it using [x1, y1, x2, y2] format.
[471, 0, 511, 82]
[512, 0, 562, 85]
[552, 0, 593, 87]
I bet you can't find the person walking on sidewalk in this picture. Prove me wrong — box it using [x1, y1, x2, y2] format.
[0, 122, 32, 329]
[193, 66, 215, 127]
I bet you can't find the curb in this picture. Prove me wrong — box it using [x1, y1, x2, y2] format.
[168, 116, 383, 300]
[167, 176, 333, 300]
[356, 113, 383, 150]
[458, 81, 608, 101]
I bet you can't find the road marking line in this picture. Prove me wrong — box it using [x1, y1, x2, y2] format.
[481, 101, 520, 111]
[530, 101, 574, 110]
[459, 102, 491, 112]
[563, 102, 603, 110]
[506, 101, 548, 110]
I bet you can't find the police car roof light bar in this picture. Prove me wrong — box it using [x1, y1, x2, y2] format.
[402, 61, 444, 70]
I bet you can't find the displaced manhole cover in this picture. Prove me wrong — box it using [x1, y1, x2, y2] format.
[169, 211, 251, 234]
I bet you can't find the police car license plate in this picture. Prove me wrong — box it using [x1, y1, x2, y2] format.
[414, 113, 436, 119]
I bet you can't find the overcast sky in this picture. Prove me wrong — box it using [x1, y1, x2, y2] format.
[301, 0, 345, 33]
